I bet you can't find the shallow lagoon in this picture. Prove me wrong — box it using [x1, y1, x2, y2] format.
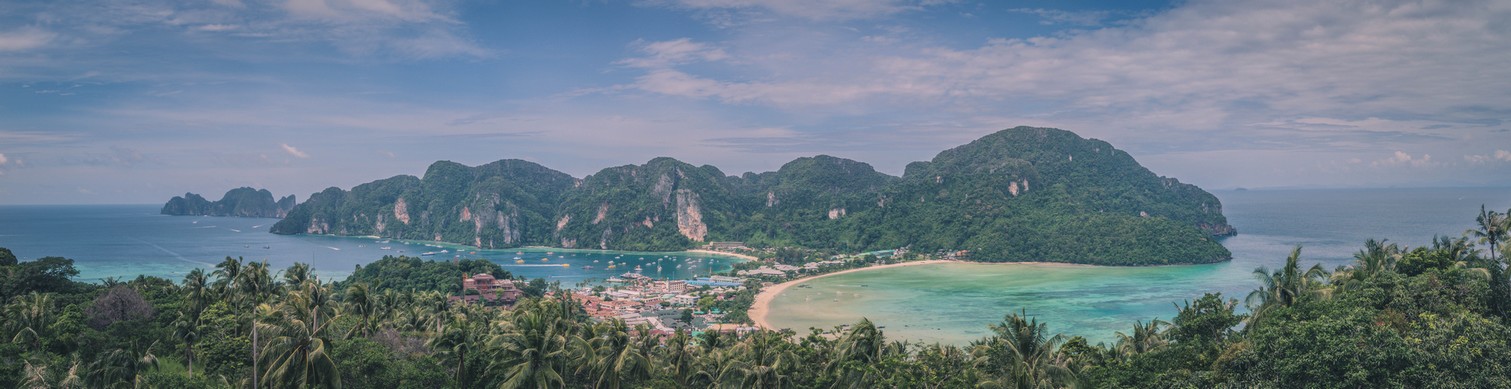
[765, 187, 1511, 344]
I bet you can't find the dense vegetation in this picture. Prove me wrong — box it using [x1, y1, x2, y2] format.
[271, 127, 1234, 265]
[3, 205, 1509, 388]
[161, 187, 296, 218]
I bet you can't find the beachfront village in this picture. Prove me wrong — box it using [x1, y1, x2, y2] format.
[452, 243, 938, 340]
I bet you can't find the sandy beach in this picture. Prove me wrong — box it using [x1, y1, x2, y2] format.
[749, 259, 957, 330]
[685, 249, 760, 261]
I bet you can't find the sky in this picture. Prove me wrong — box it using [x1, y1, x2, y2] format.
[1, 0, 1509, 205]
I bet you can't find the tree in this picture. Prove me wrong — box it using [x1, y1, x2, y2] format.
[87, 342, 159, 388]
[210, 256, 243, 301]
[1114, 319, 1168, 356]
[344, 283, 375, 338]
[84, 285, 156, 330]
[0, 247, 16, 266]
[257, 281, 342, 389]
[584, 320, 651, 389]
[1468, 205, 1509, 265]
[971, 310, 1075, 389]
[1247, 246, 1329, 315]
[6, 292, 56, 351]
[487, 298, 577, 389]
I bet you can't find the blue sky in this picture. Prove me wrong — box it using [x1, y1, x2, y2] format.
[1, 0, 1509, 204]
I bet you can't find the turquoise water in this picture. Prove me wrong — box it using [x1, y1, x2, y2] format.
[765, 187, 1511, 345]
[0, 205, 739, 284]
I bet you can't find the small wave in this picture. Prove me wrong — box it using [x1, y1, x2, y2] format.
[326, 246, 341, 251]
[131, 238, 215, 267]
[229, 229, 241, 233]
[504, 264, 573, 267]
[192, 225, 216, 229]
[252, 225, 262, 228]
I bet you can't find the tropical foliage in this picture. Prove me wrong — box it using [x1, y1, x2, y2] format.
[2, 204, 1509, 387]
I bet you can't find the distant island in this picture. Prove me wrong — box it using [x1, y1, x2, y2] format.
[271, 127, 1236, 265]
[161, 187, 296, 218]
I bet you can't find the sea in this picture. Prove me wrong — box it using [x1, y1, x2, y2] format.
[0, 205, 740, 285]
[2, 188, 1508, 344]
[761, 187, 1511, 344]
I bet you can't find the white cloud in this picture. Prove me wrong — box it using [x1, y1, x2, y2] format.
[195, 24, 239, 32]
[280, 143, 310, 159]
[1466, 150, 1511, 164]
[1372, 151, 1434, 168]
[618, 38, 729, 68]
[0, 28, 56, 52]
[652, 0, 942, 21]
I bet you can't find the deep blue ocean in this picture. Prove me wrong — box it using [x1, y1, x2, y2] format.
[1, 187, 1508, 290]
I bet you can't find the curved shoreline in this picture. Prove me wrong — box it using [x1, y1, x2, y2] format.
[749, 260, 957, 330]
[683, 249, 759, 262]
[748, 260, 1104, 330]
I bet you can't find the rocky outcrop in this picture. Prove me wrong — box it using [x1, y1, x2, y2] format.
[674, 189, 707, 242]
[161, 187, 295, 218]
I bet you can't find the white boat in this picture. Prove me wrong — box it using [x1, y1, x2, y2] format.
[380, 246, 392, 250]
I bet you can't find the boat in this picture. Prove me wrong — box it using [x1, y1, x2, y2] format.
[380, 247, 392, 250]
[439, 249, 450, 254]
[633, 265, 643, 271]
[583, 266, 595, 270]
[561, 264, 570, 268]
[421, 251, 438, 256]
[607, 264, 617, 269]
[515, 259, 525, 264]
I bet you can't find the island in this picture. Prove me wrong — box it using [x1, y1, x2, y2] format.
[161, 187, 296, 218]
[272, 126, 1235, 265]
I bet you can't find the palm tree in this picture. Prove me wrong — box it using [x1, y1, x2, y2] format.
[660, 329, 699, 387]
[344, 283, 375, 338]
[432, 307, 488, 387]
[172, 311, 202, 377]
[257, 281, 342, 389]
[727, 330, 797, 388]
[584, 320, 652, 389]
[7, 292, 56, 351]
[1114, 319, 1168, 356]
[21, 355, 83, 389]
[210, 256, 243, 301]
[1247, 245, 1329, 314]
[87, 341, 159, 388]
[1468, 205, 1510, 265]
[237, 260, 279, 389]
[971, 310, 1074, 389]
[828, 318, 887, 388]
[487, 298, 580, 389]
[283, 262, 313, 291]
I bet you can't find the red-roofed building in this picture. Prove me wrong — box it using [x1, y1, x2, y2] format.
[457, 273, 522, 305]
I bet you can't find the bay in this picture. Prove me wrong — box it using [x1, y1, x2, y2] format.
[764, 187, 1511, 344]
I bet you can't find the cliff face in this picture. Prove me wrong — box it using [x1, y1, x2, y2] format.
[269, 127, 1238, 265]
[270, 159, 576, 249]
[161, 187, 296, 218]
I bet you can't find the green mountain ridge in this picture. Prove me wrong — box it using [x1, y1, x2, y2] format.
[270, 127, 1235, 265]
[160, 187, 296, 218]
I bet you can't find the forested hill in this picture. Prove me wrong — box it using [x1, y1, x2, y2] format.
[160, 187, 296, 218]
[270, 126, 1235, 265]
